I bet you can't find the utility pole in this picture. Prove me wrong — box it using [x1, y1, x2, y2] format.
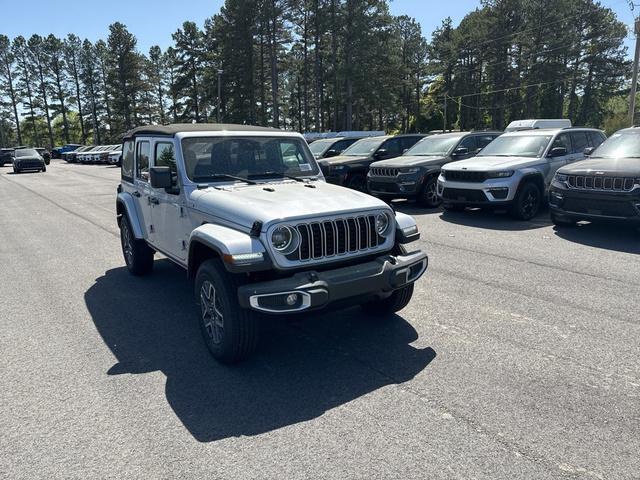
[443, 93, 447, 133]
[630, 18, 640, 126]
[217, 69, 224, 123]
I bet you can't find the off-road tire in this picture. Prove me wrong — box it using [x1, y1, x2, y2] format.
[195, 259, 259, 364]
[361, 284, 415, 316]
[510, 181, 541, 221]
[551, 211, 575, 227]
[119, 216, 154, 276]
[347, 173, 367, 192]
[418, 176, 441, 208]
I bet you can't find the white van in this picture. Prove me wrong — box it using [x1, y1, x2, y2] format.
[505, 119, 571, 132]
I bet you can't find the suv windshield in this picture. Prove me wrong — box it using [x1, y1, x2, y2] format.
[341, 137, 386, 156]
[477, 135, 552, 158]
[591, 132, 640, 159]
[406, 136, 460, 156]
[15, 149, 38, 157]
[181, 136, 319, 182]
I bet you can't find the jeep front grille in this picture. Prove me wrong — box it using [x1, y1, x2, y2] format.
[290, 215, 383, 261]
[442, 170, 487, 182]
[567, 175, 636, 192]
[370, 167, 399, 177]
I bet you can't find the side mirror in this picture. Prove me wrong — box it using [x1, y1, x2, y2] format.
[548, 146, 567, 158]
[375, 148, 389, 159]
[452, 147, 469, 157]
[325, 149, 338, 158]
[584, 147, 595, 156]
[150, 166, 173, 189]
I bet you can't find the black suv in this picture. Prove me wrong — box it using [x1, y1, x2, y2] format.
[550, 127, 640, 226]
[367, 131, 501, 207]
[0, 148, 14, 167]
[318, 134, 426, 191]
[308, 137, 362, 160]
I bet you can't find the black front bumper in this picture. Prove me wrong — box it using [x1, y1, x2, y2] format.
[549, 186, 640, 224]
[237, 250, 428, 313]
[368, 177, 422, 198]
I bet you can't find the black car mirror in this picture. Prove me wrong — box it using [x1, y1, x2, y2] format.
[325, 149, 338, 158]
[452, 147, 469, 157]
[584, 147, 595, 156]
[150, 166, 173, 189]
[548, 146, 567, 158]
[375, 148, 389, 158]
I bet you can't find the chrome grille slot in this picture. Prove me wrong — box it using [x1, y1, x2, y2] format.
[288, 214, 386, 263]
[370, 167, 399, 177]
[567, 175, 635, 192]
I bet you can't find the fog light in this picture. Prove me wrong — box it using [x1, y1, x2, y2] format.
[286, 293, 298, 306]
[488, 187, 509, 200]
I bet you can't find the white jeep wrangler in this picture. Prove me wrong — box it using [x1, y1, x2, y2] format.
[116, 124, 428, 363]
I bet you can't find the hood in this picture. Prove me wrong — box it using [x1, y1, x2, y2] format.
[371, 155, 446, 168]
[322, 154, 370, 166]
[558, 157, 640, 176]
[190, 180, 389, 228]
[444, 155, 539, 171]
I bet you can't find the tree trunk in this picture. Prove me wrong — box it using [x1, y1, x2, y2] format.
[3, 61, 22, 144]
[269, 0, 280, 128]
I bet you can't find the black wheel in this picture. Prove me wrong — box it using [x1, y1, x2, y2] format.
[195, 259, 259, 364]
[551, 211, 575, 227]
[119, 216, 154, 276]
[347, 173, 367, 192]
[510, 181, 541, 220]
[42, 165, 46, 172]
[13, 167, 19, 174]
[418, 177, 441, 208]
[442, 203, 465, 212]
[361, 284, 414, 316]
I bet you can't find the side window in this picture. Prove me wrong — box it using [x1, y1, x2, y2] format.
[136, 141, 150, 182]
[459, 136, 477, 151]
[332, 139, 354, 154]
[382, 138, 403, 155]
[569, 131, 589, 154]
[588, 131, 606, 148]
[552, 133, 571, 153]
[155, 142, 178, 191]
[121, 140, 134, 182]
[476, 135, 497, 149]
[401, 136, 421, 152]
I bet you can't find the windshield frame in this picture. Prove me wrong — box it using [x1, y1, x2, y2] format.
[476, 134, 552, 158]
[179, 134, 321, 184]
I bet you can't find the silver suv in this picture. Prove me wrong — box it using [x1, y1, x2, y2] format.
[437, 127, 606, 220]
[116, 124, 428, 363]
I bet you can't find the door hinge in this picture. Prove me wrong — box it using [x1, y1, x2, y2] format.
[149, 224, 154, 233]
[179, 206, 186, 217]
[181, 240, 187, 251]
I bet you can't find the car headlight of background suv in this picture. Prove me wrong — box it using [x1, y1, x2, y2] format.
[554, 173, 569, 184]
[330, 165, 347, 173]
[398, 167, 420, 175]
[486, 170, 514, 179]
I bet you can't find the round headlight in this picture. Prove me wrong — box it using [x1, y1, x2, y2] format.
[271, 225, 298, 253]
[375, 213, 391, 235]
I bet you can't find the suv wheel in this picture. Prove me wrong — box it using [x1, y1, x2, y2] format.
[510, 182, 541, 220]
[42, 165, 46, 172]
[13, 167, 19, 174]
[419, 177, 441, 208]
[347, 173, 367, 192]
[551, 211, 575, 227]
[120, 216, 154, 275]
[195, 259, 259, 364]
[361, 284, 414, 316]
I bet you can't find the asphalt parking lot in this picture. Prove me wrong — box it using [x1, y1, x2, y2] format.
[1, 160, 639, 479]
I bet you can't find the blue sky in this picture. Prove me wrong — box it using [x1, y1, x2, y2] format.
[0, 0, 636, 56]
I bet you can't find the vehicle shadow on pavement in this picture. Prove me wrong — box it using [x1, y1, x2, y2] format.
[552, 223, 640, 254]
[85, 260, 436, 443]
[438, 208, 551, 231]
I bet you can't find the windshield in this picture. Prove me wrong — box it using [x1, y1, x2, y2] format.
[181, 136, 319, 182]
[16, 149, 38, 157]
[406, 136, 460, 156]
[591, 132, 640, 158]
[477, 135, 552, 158]
[308, 139, 335, 156]
[341, 137, 386, 156]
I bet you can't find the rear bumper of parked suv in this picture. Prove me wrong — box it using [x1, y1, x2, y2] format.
[237, 249, 428, 314]
[437, 175, 516, 206]
[549, 185, 640, 224]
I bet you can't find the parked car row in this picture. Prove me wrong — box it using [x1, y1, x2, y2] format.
[62, 144, 122, 165]
[318, 120, 639, 226]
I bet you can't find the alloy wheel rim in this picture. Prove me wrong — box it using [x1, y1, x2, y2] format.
[122, 223, 134, 265]
[201, 280, 224, 345]
[425, 181, 439, 205]
[522, 190, 538, 217]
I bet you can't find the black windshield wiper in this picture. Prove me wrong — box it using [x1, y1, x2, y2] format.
[248, 171, 307, 182]
[193, 174, 256, 185]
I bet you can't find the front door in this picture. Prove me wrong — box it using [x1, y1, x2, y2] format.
[133, 138, 154, 241]
[149, 140, 188, 261]
[545, 133, 572, 185]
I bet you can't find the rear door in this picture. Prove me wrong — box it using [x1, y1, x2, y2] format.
[567, 131, 590, 164]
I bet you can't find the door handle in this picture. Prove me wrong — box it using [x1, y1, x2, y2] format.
[149, 197, 160, 205]
[132, 191, 141, 198]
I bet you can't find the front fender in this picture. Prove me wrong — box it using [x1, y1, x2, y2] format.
[394, 211, 420, 244]
[189, 223, 269, 274]
[116, 192, 144, 239]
